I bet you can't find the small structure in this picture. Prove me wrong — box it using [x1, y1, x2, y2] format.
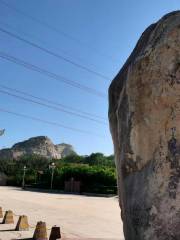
[64, 177, 81, 193]
[15, 215, 29, 231]
[49, 226, 61, 240]
[0, 207, 3, 218]
[33, 221, 48, 240]
[0, 172, 7, 186]
[2, 210, 14, 224]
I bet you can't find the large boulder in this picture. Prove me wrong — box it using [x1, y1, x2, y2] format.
[109, 11, 180, 240]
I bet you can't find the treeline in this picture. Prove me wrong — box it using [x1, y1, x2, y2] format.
[60, 153, 115, 167]
[0, 153, 117, 194]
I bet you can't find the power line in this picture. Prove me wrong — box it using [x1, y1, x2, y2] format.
[0, 0, 116, 62]
[0, 84, 107, 120]
[0, 51, 107, 98]
[0, 20, 101, 73]
[0, 27, 111, 80]
[0, 107, 105, 138]
[0, 88, 107, 125]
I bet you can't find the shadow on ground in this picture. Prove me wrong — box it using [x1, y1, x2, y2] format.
[8, 187, 116, 198]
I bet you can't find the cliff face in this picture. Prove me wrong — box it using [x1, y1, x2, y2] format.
[0, 136, 76, 160]
[55, 143, 75, 158]
[109, 11, 180, 240]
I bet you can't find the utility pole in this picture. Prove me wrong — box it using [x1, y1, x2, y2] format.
[49, 162, 56, 190]
[22, 166, 27, 189]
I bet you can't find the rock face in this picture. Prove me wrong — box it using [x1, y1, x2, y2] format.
[0, 136, 76, 160]
[109, 12, 180, 240]
[55, 143, 75, 158]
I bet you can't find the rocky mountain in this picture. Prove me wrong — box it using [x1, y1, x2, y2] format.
[0, 136, 76, 160]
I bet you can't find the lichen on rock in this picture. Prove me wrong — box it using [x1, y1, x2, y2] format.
[109, 11, 180, 240]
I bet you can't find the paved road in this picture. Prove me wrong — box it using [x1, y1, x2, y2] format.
[0, 186, 124, 240]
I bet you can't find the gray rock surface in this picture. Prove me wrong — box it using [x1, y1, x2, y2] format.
[0, 136, 76, 160]
[109, 11, 180, 240]
[55, 143, 75, 158]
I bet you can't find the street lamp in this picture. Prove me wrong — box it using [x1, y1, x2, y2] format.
[22, 166, 27, 189]
[49, 162, 56, 190]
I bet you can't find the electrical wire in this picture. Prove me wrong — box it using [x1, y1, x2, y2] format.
[0, 0, 117, 62]
[0, 27, 111, 80]
[0, 88, 107, 125]
[0, 83, 107, 120]
[0, 51, 107, 98]
[0, 107, 105, 138]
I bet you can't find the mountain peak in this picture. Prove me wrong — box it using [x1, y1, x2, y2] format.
[0, 136, 76, 160]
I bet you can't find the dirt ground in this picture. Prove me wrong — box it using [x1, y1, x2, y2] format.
[0, 186, 124, 240]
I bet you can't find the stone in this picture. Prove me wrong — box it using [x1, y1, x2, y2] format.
[0, 207, 3, 218]
[15, 215, 29, 231]
[33, 221, 48, 240]
[2, 210, 14, 224]
[109, 11, 180, 240]
[49, 226, 61, 239]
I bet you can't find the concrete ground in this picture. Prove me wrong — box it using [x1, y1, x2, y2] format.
[0, 186, 124, 240]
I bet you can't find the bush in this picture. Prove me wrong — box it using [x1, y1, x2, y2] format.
[1, 153, 117, 194]
[40, 164, 117, 193]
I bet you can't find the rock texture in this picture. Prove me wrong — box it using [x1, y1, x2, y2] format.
[0, 136, 76, 160]
[109, 11, 180, 240]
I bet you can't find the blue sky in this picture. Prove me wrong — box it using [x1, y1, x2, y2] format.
[0, 0, 179, 155]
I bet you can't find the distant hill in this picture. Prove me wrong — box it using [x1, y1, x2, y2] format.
[0, 136, 76, 160]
